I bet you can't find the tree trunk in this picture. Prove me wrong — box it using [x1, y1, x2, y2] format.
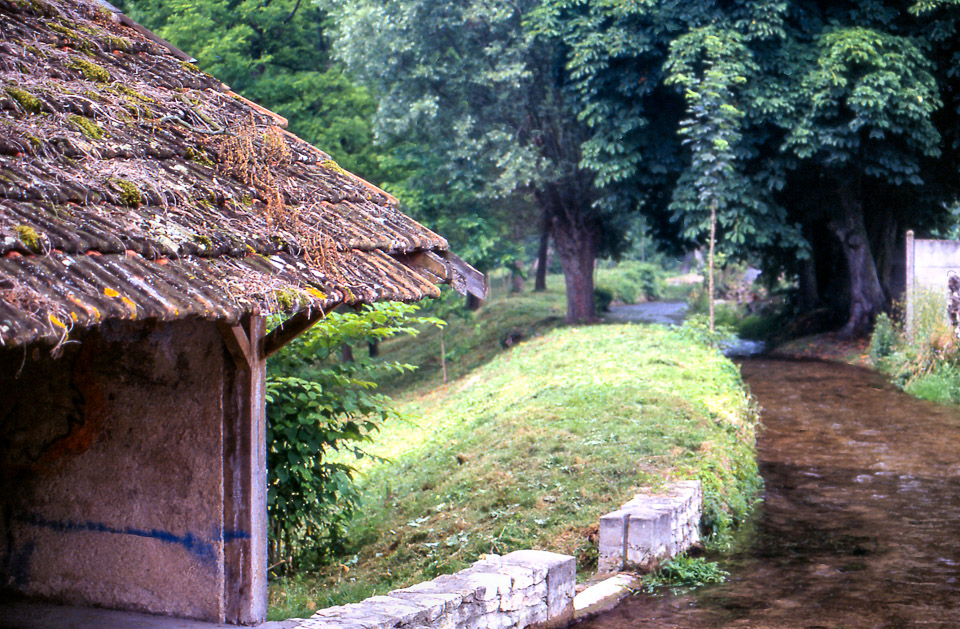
[708, 202, 716, 333]
[368, 340, 379, 358]
[831, 181, 886, 338]
[552, 212, 599, 323]
[797, 256, 819, 313]
[872, 207, 897, 307]
[534, 214, 550, 292]
[510, 260, 525, 294]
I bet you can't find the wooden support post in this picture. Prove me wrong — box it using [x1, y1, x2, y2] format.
[221, 313, 267, 625]
[906, 230, 915, 341]
[219, 321, 254, 371]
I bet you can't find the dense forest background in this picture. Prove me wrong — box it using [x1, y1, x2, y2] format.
[121, 0, 960, 337]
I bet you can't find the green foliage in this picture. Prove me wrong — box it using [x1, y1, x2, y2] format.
[868, 312, 899, 364]
[737, 313, 782, 341]
[265, 302, 443, 569]
[667, 26, 758, 246]
[674, 314, 737, 352]
[643, 555, 729, 592]
[784, 27, 941, 184]
[593, 286, 613, 313]
[126, 0, 391, 182]
[596, 261, 665, 304]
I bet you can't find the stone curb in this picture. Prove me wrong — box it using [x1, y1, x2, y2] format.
[294, 550, 575, 629]
[597, 480, 702, 574]
[572, 573, 642, 620]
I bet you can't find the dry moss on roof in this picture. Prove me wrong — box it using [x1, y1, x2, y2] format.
[0, 0, 459, 350]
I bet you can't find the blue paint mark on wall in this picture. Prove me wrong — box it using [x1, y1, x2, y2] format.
[221, 528, 250, 543]
[14, 514, 248, 565]
[4, 541, 34, 586]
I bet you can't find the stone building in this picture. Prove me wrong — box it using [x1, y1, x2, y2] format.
[0, 0, 482, 624]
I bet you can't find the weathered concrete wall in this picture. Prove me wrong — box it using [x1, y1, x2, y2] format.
[0, 319, 228, 621]
[909, 236, 960, 291]
[297, 550, 576, 629]
[905, 232, 960, 335]
[597, 480, 701, 574]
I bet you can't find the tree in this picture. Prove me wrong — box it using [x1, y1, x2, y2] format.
[779, 21, 944, 335]
[552, 0, 959, 337]
[123, 0, 391, 182]
[539, 0, 804, 318]
[335, 0, 633, 322]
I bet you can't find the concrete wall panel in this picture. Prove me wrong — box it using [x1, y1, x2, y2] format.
[0, 319, 226, 621]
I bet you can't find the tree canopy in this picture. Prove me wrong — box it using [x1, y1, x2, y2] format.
[125, 0, 960, 333]
[538, 0, 960, 334]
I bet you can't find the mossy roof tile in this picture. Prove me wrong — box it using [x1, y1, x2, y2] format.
[0, 0, 474, 348]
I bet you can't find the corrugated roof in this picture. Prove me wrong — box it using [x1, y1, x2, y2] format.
[0, 0, 478, 348]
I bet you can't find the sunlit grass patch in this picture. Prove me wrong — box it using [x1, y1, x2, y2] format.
[268, 320, 761, 619]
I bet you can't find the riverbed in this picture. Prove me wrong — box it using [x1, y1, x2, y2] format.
[578, 358, 960, 628]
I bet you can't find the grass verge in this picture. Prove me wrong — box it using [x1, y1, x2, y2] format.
[867, 291, 960, 405]
[267, 284, 761, 618]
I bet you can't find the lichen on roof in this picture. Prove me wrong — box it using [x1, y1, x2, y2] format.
[0, 0, 471, 350]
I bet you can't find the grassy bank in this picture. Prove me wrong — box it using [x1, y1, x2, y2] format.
[772, 290, 960, 407]
[374, 276, 568, 396]
[868, 292, 960, 405]
[268, 279, 762, 620]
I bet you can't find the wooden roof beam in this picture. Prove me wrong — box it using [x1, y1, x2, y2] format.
[262, 307, 329, 359]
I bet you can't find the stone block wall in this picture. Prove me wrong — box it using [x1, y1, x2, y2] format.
[597, 480, 701, 573]
[296, 550, 576, 629]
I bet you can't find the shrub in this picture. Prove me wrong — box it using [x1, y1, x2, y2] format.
[593, 286, 614, 312]
[265, 302, 442, 570]
[596, 261, 665, 305]
[674, 314, 736, 350]
[868, 312, 898, 364]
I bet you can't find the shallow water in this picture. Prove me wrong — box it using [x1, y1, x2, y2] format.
[579, 359, 960, 628]
[606, 302, 688, 326]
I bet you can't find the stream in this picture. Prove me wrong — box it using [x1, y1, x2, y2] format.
[577, 355, 960, 627]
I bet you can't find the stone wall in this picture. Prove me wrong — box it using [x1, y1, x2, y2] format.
[597, 480, 701, 574]
[296, 550, 576, 629]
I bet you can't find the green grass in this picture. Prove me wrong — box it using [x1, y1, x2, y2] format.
[904, 365, 960, 405]
[868, 290, 960, 406]
[642, 555, 729, 593]
[373, 275, 568, 396]
[267, 278, 761, 619]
